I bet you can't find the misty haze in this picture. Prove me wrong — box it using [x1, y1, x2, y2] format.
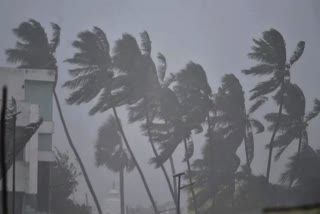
[0, 1, 320, 214]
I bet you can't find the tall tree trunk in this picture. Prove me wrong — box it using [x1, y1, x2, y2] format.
[183, 138, 198, 214]
[112, 107, 159, 214]
[165, 119, 177, 198]
[120, 168, 125, 214]
[266, 81, 285, 182]
[169, 157, 177, 197]
[145, 106, 177, 208]
[53, 91, 103, 214]
[243, 127, 251, 172]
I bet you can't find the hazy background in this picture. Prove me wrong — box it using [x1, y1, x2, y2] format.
[0, 0, 319, 212]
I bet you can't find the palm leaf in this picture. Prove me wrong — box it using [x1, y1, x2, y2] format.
[289, 41, 305, 65]
[241, 63, 274, 76]
[157, 52, 166, 82]
[49, 23, 61, 53]
[249, 96, 268, 114]
[249, 118, 264, 134]
[248, 28, 286, 69]
[113, 33, 142, 73]
[250, 77, 280, 100]
[305, 99, 320, 122]
[245, 128, 254, 164]
[140, 31, 152, 56]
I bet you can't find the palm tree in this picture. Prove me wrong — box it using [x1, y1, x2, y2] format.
[242, 28, 306, 181]
[280, 145, 320, 205]
[265, 84, 320, 164]
[95, 115, 134, 214]
[214, 74, 264, 171]
[63, 27, 159, 213]
[5, 20, 103, 214]
[110, 31, 177, 207]
[191, 133, 241, 214]
[149, 61, 214, 214]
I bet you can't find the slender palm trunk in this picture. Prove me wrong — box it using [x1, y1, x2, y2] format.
[120, 168, 125, 214]
[164, 120, 177, 198]
[53, 91, 103, 214]
[169, 157, 177, 196]
[266, 81, 285, 182]
[145, 106, 177, 208]
[183, 138, 198, 214]
[112, 107, 159, 214]
[243, 128, 251, 172]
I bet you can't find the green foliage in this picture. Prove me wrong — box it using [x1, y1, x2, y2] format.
[51, 151, 90, 214]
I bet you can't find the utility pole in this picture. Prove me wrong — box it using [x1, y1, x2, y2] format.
[173, 172, 185, 214]
[11, 110, 20, 214]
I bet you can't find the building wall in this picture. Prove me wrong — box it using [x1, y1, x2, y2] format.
[0, 67, 55, 213]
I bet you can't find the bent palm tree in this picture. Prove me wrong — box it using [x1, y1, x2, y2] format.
[63, 27, 159, 213]
[5, 20, 103, 214]
[242, 28, 306, 181]
[265, 84, 320, 187]
[280, 145, 320, 204]
[111, 32, 176, 208]
[214, 74, 264, 171]
[95, 115, 134, 214]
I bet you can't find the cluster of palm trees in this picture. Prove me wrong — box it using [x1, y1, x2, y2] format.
[5, 19, 320, 214]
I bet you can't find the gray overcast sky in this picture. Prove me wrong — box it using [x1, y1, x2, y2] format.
[1, 0, 320, 212]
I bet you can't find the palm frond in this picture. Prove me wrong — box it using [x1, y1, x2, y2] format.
[157, 52, 166, 82]
[140, 31, 152, 56]
[49, 23, 61, 53]
[289, 41, 305, 65]
[245, 129, 254, 164]
[249, 118, 264, 134]
[242, 63, 274, 76]
[248, 28, 286, 68]
[305, 99, 320, 122]
[272, 126, 300, 161]
[250, 77, 280, 100]
[113, 33, 142, 72]
[249, 96, 268, 114]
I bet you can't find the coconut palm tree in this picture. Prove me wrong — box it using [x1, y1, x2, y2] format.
[95, 115, 134, 214]
[5, 20, 103, 214]
[214, 74, 264, 171]
[64, 27, 159, 213]
[110, 31, 176, 207]
[148, 61, 214, 214]
[265, 84, 320, 164]
[242, 28, 306, 181]
[280, 145, 320, 204]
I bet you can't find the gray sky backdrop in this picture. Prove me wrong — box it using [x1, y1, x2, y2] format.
[1, 0, 320, 212]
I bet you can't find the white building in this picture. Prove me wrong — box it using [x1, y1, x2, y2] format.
[0, 67, 55, 214]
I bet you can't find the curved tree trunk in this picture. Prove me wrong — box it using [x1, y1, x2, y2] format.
[165, 120, 177, 198]
[266, 81, 285, 182]
[183, 138, 198, 214]
[53, 91, 103, 214]
[169, 156, 177, 196]
[243, 128, 251, 172]
[145, 107, 177, 208]
[112, 107, 159, 214]
[120, 168, 125, 214]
